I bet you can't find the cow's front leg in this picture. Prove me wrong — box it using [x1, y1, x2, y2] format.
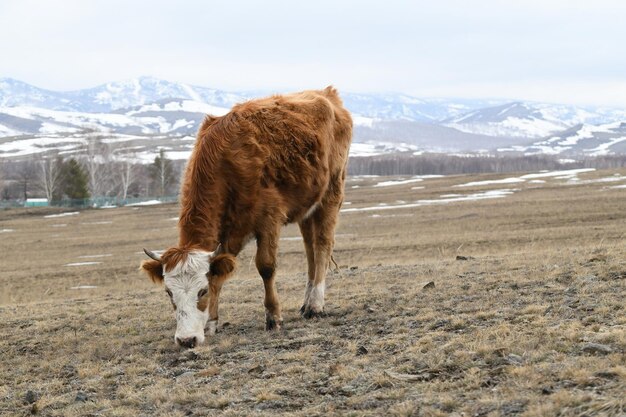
[207, 273, 227, 335]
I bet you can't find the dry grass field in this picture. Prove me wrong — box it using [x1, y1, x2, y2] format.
[1, 168, 625, 416]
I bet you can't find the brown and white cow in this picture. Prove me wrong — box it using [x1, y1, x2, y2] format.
[140, 87, 352, 348]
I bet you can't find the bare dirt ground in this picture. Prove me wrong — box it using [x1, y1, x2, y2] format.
[1, 168, 625, 416]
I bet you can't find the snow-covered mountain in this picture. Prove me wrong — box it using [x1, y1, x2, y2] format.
[0, 78, 79, 111]
[498, 122, 626, 156]
[1, 76, 626, 160]
[0, 76, 248, 113]
[354, 119, 532, 152]
[0, 76, 503, 121]
[0, 99, 229, 138]
[446, 102, 626, 139]
[71, 77, 249, 112]
[341, 93, 503, 122]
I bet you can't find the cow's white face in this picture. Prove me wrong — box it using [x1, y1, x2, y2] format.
[141, 247, 236, 349]
[163, 251, 212, 347]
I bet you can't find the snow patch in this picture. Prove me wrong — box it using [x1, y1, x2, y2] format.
[454, 177, 525, 187]
[44, 211, 79, 218]
[126, 200, 162, 206]
[375, 178, 424, 187]
[519, 168, 595, 179]
[342, 189, 517, 213]
[350, 141, 420, 157]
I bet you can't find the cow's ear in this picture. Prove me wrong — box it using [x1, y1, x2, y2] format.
[140, 259, 164, 284]
[209, 254, 236, 277]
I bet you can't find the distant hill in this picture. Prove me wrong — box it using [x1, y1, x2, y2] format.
[0, 76, 625, 160]
[498, 122, 626, 156]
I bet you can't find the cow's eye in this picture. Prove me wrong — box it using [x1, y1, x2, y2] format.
[165, 288, 173, 298]
[198, 288, 208, 298]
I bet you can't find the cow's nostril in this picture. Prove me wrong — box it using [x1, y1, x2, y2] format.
[176, 336, 197, 349]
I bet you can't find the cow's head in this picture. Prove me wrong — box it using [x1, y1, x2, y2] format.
[140, 246, 235, 348]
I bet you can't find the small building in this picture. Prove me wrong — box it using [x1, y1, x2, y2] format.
[25, 198, 49, 207]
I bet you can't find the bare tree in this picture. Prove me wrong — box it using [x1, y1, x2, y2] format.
[117, 158, 137, 200]
[84, 134, 112, 198]
[37, 157, 63, 202]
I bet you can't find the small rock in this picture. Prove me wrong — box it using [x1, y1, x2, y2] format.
[350, 266, 358, 270]
[176, 371, 196, 380]
[75, 391, 89, 402]
[507, 354, 523, 365]
[541, 386, 553, 395]
[248, 365, 265, 374]
[422, 281, 435, 289]
[172, 368, 191, 377]
[581, 343, 612, 355]
[356, 346, 368, 356]
[24, 390, 39, 405]
[363, 304, 375, 313]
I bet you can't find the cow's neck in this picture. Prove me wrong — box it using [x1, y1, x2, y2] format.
[177, 139, 226, 252]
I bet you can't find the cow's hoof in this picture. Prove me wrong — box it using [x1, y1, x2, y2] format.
[301, 305, 325, 319]
[206, 319, 218, 336]
[265, 314, 283, 331]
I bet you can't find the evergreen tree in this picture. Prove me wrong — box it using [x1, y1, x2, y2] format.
[61, 158, 90, 200]
[150, 149, 175, 196]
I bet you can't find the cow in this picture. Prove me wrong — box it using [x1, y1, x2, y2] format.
[140, 87, 352, 348]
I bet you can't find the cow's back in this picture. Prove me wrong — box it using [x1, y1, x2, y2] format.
[218, 89, 350, 220]
[189, 88, 351, 236]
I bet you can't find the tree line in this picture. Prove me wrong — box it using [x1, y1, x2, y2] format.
[2, 148, 625, 205]
[347, 153, 626, 176]
[0, 147, 180, 205]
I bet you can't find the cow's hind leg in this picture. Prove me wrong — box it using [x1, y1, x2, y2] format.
[255, 225, 283, 331]
[301, 198, 341, 319]
[298, 216, 316, 315]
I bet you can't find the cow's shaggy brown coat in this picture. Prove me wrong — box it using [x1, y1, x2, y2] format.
[142, 87, 352, 330]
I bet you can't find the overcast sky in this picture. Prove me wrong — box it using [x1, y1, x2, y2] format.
[2, 0, 626, 106]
